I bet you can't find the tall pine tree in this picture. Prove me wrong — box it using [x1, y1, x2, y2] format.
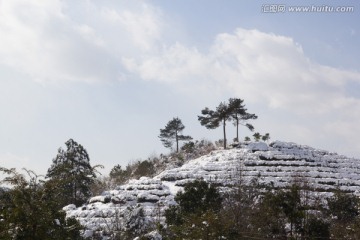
[46, 139, 101, 206]
[159, 117, 192, 152]
[229, 98, 257, 142]
[198, 98, 257, 149]
[198, 102, 233, 149]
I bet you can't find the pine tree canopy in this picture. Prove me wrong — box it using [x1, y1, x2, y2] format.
[198, 98, 257, 149]
[46, 138, 101, 206]
[159, 117, 192, 152]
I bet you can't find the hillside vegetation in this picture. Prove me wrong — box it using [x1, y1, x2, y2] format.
[65, 141, 360, 239]
[2, 98, 360, 239]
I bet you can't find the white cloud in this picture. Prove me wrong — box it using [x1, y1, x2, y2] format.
[1, 0, 360, 159]
[124, 28, 360, 114]
[101, 3, 163, 51]
[122, 43, 210, 82]
[0, 0, 165, 84]
[122, 27, 360, 156]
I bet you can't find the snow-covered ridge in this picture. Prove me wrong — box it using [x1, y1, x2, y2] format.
[65, 141, 360, 238]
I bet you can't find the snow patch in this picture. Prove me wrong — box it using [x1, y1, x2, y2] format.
[246, 142, 269, 152]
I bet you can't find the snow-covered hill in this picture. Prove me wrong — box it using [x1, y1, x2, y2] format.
[64, 141, 360, 238]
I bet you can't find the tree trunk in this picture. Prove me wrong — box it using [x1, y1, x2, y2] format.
[223, 119, 227, 149]
[176, 131, 179, 152]
[236, 118, 239, 141]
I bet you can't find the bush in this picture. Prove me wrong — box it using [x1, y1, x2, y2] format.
[0, 168, 84, 240]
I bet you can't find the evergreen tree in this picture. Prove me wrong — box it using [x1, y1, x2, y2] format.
[278, 184, 304, 237]
[175, 180, 222, 215]
[262, 133, 271, 142]
[159, 117, 192, 152]
[327, 189, 359, 223]
[133, 160, 155, 178]
[164, 180, 223, 239]
[254, 190, 287, 238]
[0, 167, 84, 240]
[327, 189, 360, 239]
[244, 136, 251, 142]
[165, 180, 222, 225]
[229, 98, 257, 141]
[253, 132, 262, 142]
[46, 139, 101, 206]
[199, 98, 257, 149]
[198, 102, 233, 149]
[109, 164, 131, 185]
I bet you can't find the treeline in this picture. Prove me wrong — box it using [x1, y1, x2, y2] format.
[0, 112, 261, 240]
[2, 136, 360, 239]
[160, 178, 360, 240]
[94, 139, 217, 194]
[0, 137, 218, 239]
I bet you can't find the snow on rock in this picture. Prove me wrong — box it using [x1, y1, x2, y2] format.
[65, 141, 360, 238]
[137, 230, 162, 240]
[246, 142, 269, 152]
[89, 195, 111, 204]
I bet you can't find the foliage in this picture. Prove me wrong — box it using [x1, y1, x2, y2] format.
[164, 180, 223, 239]
[262, 132, 271, 142]
[305, 216, 330, 240]
[198, 102, 233, 149]
[46, 139, 102, 207]
[165, 179, 222, 226]
[159, 117, 192, 152]
[251, 183, 331, 239]
[108, 139, 215, 187]
[327, 189, 360, 239]
[198, 98, 256, 149]
[251, 132, 271, 142]
[229, 98, 257, 141]
[221, 176, 264, 239]
[0, 167, 84, 240]
[109, 164, 131, 185]
[162, 176, 359, 240]
[253, 132, 262, 141]
[133, 160, 155, 178]
[123, 205, 152, 239]
[174, 180, 222, 215]
[180, 141, 195, 153]
[327, 188, 359, 223]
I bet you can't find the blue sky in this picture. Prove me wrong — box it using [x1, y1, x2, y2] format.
[0, 0, 359, 176]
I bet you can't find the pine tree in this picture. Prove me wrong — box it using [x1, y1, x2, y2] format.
[164, 180, 223, 239]
[109, 164, 131, 185]
[327, 189, 359, 223]
[198, 102, 233, 149]
[198, 98, 257, 149]
[253, 132, 262, 142]
[229, 98, 257, 141]
[262, 133, 271, 142]
[46, 139, 101, 206]
[159, 117, 192, 152]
